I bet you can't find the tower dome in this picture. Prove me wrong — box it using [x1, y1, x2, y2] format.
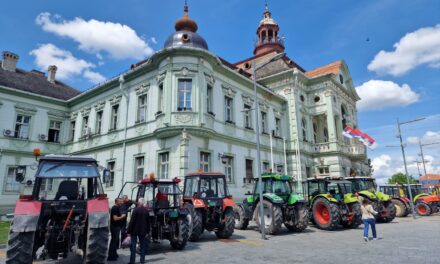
[253, 4, 285, 56]
[164, 1, 208, 50]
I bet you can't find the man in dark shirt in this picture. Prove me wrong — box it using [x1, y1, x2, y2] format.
[108, 198, 126, 261]
[120, 195, 134, 243]
[127, 198, 150, 264]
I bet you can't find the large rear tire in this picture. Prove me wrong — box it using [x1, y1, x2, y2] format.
[84, 227, 109, 264]
[6, 224, 35, 264]
[233, 205, 249, 230]
[392, 199, 408, 217]
[188, 207, 204, 242]
[170, 216, 190, 250]
[216, 207, 235, 239]
[416, 202, 432, 216]
[312, 198, 340, 230]
[255, 200, 283, 235]
[377, 201, 396, 223]
[284, 203, 308, 232]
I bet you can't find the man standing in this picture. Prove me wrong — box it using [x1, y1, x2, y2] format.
[108, 198, 126, 261]
[120, 195, 134, 242]
[127, 198, 150, 264]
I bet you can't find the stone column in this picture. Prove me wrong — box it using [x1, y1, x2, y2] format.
[324, 90, 337, 141]
[179, 128, 190, 181]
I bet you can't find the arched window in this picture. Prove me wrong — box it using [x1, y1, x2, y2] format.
[301, 118, 307, 142]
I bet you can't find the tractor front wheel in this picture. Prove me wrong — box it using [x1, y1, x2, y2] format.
[392, 199, 408, 217]
[312, 198, 340, 230]
[6, 224, 35, 264]
[284, 203, 308, 232]
[416, 202, 432, 216]
[233, 205, 249, 230]
[84, 226, 109, 264]
[255, 200, 283, 235]
[170, 216, 190, 250]
[216, 208, 235, 239]
[377, 201, 396, 223]
[188, 206, 204, 242]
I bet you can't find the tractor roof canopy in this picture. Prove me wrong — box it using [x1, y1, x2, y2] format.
[258, 173, 293, 181]
[39, 155, 97, 163]
[185, 171, 225, 178]
[37, 159, 99, 178]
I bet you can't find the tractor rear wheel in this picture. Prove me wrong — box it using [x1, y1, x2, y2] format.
[377, 201, 396, 223]
[216, 208, 235, 239]
[233, 205, 249, 230]
[284, 203, 308, 232]
[255, 200, 283, 235]
[170, 216, 190, 250]
[84, 226, 109, 264]
[416, 202, 432, 216]
[392, 199, 408, 217]
[188, 207, 204, 242]
[6, 224, 35, 264]
[312, 198, 340, 230]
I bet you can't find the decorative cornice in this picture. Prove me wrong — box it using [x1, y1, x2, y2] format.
[241, 93, 254, 106]
[15, 104, 37, 115]
[259, 101, 269, 112]
[135, 82, 150, 96]
[48, 110, 68, 119]
[80, 107, 91, 117]
[94, 101, 106, 112]
[174, 66, 197, 76]
[204, 72, 215, 86]
[109, 94, 122, 106]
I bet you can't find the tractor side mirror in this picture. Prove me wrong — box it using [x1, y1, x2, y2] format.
[15, 166, 26, 183]
[102, 169, 110, 183]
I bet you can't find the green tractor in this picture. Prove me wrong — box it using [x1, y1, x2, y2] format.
[306, 178, 362, 230]
[346, 177, 396, 222]
[234, 173, 308, 235]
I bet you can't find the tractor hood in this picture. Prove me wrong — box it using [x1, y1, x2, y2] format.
[288, 193, 305, 205]
[344, 193, 359, 204]
[263, 193, 284, 203]
[375, 191, 391, 202]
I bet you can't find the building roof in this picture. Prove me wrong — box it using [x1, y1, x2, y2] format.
[419, 174, 440, 181]
[305, 60, 343, 78]
[0, 67, 81, 100]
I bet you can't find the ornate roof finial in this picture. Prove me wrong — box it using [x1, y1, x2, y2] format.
[175, 0, 198, 32]
[184, 0, 188, 16]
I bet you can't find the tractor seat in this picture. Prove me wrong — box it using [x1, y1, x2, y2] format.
[205, 189, 216, 197]
[55, 180, 79, 200]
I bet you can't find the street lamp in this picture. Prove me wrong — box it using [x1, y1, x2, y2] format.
[396, 117, 425, 219]
[418, 141, 440, 176]
[252, 52, 284, 240]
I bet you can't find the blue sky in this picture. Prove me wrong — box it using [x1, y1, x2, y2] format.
[1, 0, 439, 182]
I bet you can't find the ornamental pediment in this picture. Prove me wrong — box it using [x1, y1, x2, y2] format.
[221, 84, 237, 97]
[94, 101, 106, 111]
[204, 72, 215, 86]
[80, 107, 91, 117]
[135, 82, 150, 95]
[109, 94, 122, 105]
[241, 94, 254, 105]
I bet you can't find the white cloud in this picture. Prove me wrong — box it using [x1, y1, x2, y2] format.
[355, 80, 420, 111]
[36, 12, 154, 60]
[407, 131, 440, 145]
[368, 24, 440, 76]
[150, 37, 157, 44]
[29, 43, 104, 84]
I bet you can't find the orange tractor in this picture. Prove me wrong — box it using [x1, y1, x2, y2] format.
[404, 184, 440, 216]
[183, 172, 236, 241]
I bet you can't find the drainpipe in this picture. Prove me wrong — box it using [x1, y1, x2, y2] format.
[119, 75, 129, 186]
[270, 132, 274, 171]
[283, 137, 287, 175]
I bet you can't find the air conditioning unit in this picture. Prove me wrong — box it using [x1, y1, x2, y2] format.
[39, 134, 47, 141]
[3, 129, 13, 137]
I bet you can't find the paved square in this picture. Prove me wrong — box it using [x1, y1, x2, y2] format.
[1, 214, 439, 264]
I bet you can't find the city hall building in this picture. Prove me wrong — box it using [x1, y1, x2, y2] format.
[0, 5, 369, 213]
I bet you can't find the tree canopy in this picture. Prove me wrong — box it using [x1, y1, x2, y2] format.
[387, 172, 417, 184]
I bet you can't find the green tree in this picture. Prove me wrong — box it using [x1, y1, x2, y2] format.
[387, 172, 417, 184]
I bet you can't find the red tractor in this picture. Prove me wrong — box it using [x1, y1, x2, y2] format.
[379, 185, 411, 217]
[6, 155, 110, 263]
[183, 172, 236, 241]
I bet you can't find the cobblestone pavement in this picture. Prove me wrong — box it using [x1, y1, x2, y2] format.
[1, 214, 439, 264]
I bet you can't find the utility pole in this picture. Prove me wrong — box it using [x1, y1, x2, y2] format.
[418, 139, 427, 176]
[396, 117, 425, 219]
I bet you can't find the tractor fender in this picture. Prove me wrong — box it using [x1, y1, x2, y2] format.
[87, 199, 110, 228]
[375, 191, 391, 202]
[310, 194, 337, 206]
[288, 193, 305, 205]
[222, 198, 236, 211]
[344, 193, 359, 204]
[12, 201, 42, 232]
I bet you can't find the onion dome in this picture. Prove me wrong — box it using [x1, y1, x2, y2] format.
[175, 2, 198, 32]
